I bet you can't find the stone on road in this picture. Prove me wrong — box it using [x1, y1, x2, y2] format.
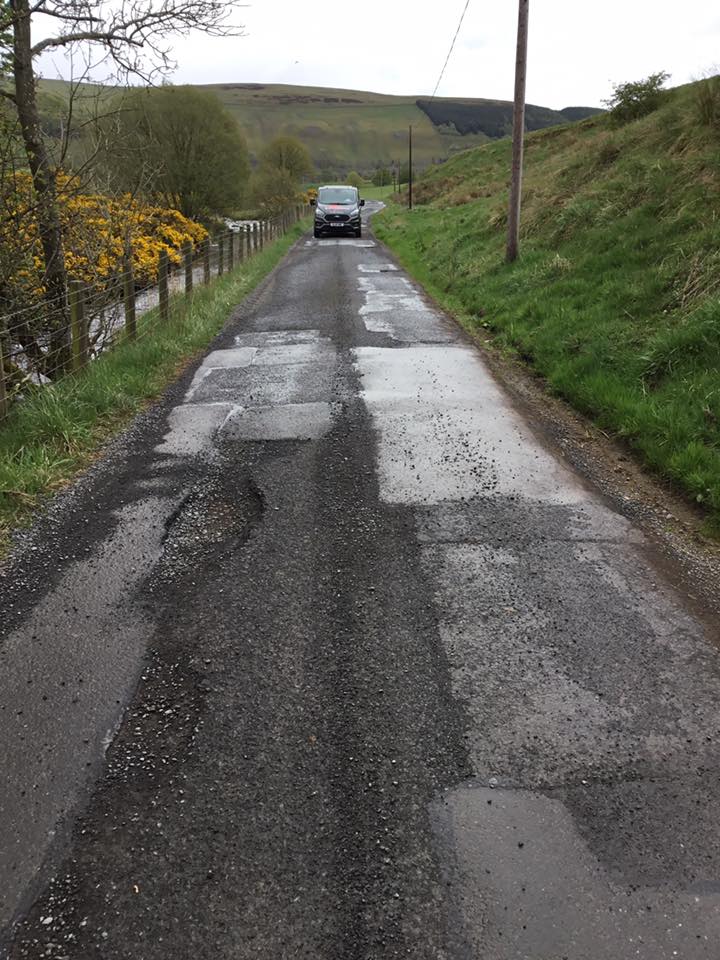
[1, 204, 719, 958]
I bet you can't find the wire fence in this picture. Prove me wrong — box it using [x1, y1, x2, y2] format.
[0, 204, 311, 423]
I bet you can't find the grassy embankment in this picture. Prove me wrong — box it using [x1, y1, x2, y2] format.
[375, 82, 720, 531]
[0, 222, 308, 554]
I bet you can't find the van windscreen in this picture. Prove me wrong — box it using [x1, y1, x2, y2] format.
[318, 187, 357, 204]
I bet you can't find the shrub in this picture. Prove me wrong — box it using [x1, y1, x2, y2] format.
[0, 171, 207, 313]
[604, 72, 670, 126]
[250, 166, 301, 216]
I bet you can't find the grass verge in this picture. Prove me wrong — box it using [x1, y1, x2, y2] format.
[0, 221, 308, 555]
[374, 82, 720, 533]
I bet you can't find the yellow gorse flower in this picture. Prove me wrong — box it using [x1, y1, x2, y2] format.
[1, 172, 209, 313]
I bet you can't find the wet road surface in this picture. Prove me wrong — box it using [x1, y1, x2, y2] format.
[2, 204, 720, 957]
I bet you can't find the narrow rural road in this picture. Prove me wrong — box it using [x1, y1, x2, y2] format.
[2, 203, 720, 958]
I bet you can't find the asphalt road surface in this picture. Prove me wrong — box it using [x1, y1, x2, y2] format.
[2, 204, 720, 958]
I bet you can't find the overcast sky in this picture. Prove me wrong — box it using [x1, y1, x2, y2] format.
[43, 1, 720, 109]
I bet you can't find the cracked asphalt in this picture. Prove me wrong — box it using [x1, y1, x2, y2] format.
[1, 204, 720, 958]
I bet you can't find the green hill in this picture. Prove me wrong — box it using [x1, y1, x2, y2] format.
[374, 80, 720, 529]
[197, 83, 600, 174]
[31, 79, 600, 176]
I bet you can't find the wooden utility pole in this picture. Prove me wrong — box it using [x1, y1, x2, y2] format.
[506, 0, 530, 263]
[408, 125, 414, 210]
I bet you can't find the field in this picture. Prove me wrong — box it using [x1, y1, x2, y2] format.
[358, 184, 396, 200]
[374, 81, 720, 529]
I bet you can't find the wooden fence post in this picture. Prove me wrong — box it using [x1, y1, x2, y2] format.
[123, 254, 136, 340]
[70, 280, 88, 371]
[0, 334, 7, 421]
[183, 240, 193, 295]
[228, 231, 235, 271]
[238, 228, 245, 263]
[218, 237, 225, 277]
[203, 238, 211, 284]
[159, 249, 169, 322]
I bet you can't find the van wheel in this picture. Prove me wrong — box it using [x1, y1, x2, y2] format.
[354, 228, 362, 238]
[313, 229, 321, 239]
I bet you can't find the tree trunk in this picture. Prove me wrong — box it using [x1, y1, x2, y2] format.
[11, 0, 70, 376]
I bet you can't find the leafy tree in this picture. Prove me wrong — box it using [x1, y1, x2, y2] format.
[398, 163, 411, 185]
[346, 170, 364, 188]
[259, 136, 312, 184]
[0, 1, 243, 370]
[372, 166, 391, 186]
[112, 86, 249, 220]
[604, 71, 670, 126]
[249, 165, 299, 216]
[251, 134, 311, 213]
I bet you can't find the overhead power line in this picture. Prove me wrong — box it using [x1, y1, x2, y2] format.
[430, 0, 472, 101]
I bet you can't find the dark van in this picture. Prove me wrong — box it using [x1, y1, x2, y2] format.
[311, 185, 365, 239]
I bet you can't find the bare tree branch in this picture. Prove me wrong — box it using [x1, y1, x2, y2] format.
[30, 2, 244, 59]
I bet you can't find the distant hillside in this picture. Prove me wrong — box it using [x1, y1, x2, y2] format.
[196, 83, 486, 174]
[415, 98, 601, 139]
[29, 80, 602, 176]
[202, 83, 601, 175]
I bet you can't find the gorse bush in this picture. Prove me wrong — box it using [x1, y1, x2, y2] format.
[604, 71, 670, 126]
[0, 172, 207, 313]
